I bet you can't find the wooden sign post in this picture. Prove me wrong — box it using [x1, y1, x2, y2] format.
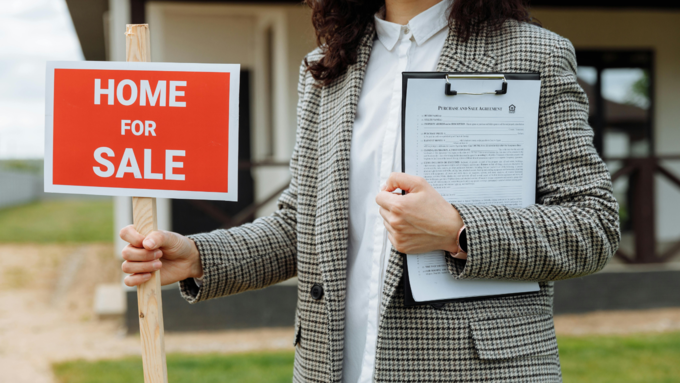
[126, 24, 168, 383]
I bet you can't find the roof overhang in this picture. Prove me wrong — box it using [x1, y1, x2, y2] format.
[66, 0, 680, 61]
[64, 0, 109, 61]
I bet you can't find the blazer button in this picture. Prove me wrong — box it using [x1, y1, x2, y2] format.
[310, 284, 324, 300]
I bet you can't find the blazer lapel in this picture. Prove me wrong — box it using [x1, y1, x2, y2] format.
[315, 22, 375, 382]
[380, 23, 497, 315]
[437, 22, 496, 73]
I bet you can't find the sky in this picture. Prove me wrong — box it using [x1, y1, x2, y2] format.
[0, 0, 83, 159]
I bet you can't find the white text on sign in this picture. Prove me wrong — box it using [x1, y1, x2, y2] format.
[93, 148, 185, 180]
[92, 79, 187, 180]
[94, 79, 187, 107]
[122, 120, 156, 136]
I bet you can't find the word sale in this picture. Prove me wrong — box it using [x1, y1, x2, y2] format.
[93, 147, 185, 180]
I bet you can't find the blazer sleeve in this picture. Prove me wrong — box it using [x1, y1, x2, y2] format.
[446, 37, 621, 282]
[178, 63, 309, 303]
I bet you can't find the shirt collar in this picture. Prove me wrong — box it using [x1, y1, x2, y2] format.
[374, 0, 452, 51]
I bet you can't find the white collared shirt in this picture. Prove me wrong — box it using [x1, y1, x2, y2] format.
[344, 1, 452, 382]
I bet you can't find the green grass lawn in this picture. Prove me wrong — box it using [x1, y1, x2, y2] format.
[53, 332, 680, 383]
[0, 200, 113, 243]
[558, 332, 680, 383]
[53, 352, 295, 383]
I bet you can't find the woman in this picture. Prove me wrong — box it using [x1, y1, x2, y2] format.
[120, 0, 620, 381]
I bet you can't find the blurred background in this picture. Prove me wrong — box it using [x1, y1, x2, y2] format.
[1, 0, 679, 382]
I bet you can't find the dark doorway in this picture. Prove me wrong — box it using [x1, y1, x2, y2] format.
[171, 70, 255, 235]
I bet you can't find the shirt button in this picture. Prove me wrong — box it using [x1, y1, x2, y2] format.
[310, 284, 324, 300]
[403, 27, 410, 34]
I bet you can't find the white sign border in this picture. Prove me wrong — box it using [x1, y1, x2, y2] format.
[44, 61, 241, 201]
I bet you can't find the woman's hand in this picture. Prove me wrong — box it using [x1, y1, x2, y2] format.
[120, 225, 203, 287]
[375, 172, 464, 256]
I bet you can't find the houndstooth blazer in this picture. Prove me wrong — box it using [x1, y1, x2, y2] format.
[180, 19, 620, 383]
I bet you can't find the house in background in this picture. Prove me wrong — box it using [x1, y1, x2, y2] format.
[65, 0, 680, 331]
[531, 7, 680, 264]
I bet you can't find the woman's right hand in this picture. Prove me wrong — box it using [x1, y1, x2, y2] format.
[120, 225, 203, 287]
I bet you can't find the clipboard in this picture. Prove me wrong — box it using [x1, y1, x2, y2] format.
[400, 72, 541, 307]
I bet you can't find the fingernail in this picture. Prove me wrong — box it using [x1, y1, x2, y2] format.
[153, 260, 162, 269]
[144, 273, 152, 281]
[144, 238, 156, 249]
[380, 183, 386, 191]
[154, 250, 162, 259]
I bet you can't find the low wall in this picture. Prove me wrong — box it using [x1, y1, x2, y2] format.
[126, 268, 680, 333]
[126, 284, 298, 334]
[553, 268, 680, 314]
[0, 169, 109, 208]
[0, 170, 42, 208]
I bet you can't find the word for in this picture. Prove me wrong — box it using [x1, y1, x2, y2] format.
[121, 120, 156, 136]
[93, 147, 185, 180]
[94, 79, 187, 107]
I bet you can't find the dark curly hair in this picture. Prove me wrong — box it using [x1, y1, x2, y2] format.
[304, 0, 539, 85]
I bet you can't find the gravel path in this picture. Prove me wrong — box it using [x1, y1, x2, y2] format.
[0, 244, 296, 383]
[1, 244, 678, 383]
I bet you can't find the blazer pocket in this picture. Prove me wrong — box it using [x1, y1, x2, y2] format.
[470, 313, 558, 360]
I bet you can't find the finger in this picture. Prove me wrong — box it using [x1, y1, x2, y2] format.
[142, 230, 172, 251]
[387, 231, 397, 248]
[124, 273, 152, 287]
[120, 225, 145, 247]
[375, 190, 401, 210]
[379, 207, 394, 222]
[383, 172, 423, 193]
[122, 259, 163, 275]
[387, 231, 407, 253]
[380, 207, 407, 232]
[121, 244, 162, 262]
[383, 219, 396, 236]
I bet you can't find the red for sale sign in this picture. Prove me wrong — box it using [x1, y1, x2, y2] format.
[44, 62, 240, 201]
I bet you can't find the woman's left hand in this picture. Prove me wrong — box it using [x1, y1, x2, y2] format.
[376, 172, 464, 256]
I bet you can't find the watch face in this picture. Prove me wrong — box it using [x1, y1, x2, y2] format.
[459, 228, 468, 253]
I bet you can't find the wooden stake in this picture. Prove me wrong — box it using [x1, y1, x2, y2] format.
[126, 24, 168, 383]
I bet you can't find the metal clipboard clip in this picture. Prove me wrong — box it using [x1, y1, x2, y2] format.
[444, 74, 508, 96]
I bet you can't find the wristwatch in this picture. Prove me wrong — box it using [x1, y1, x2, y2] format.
[458, 226, 468, 253]
[451, 225, 467, 258]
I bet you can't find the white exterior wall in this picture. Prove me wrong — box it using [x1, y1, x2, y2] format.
[532, 9, 680, 242]
[145, 2, 315, 219]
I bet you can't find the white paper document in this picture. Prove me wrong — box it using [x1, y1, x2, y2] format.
[403, 74, 541, 302]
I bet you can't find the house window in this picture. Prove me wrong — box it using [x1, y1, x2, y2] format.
[575, 50, 653, 159]
[576, 50, 654, 237]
